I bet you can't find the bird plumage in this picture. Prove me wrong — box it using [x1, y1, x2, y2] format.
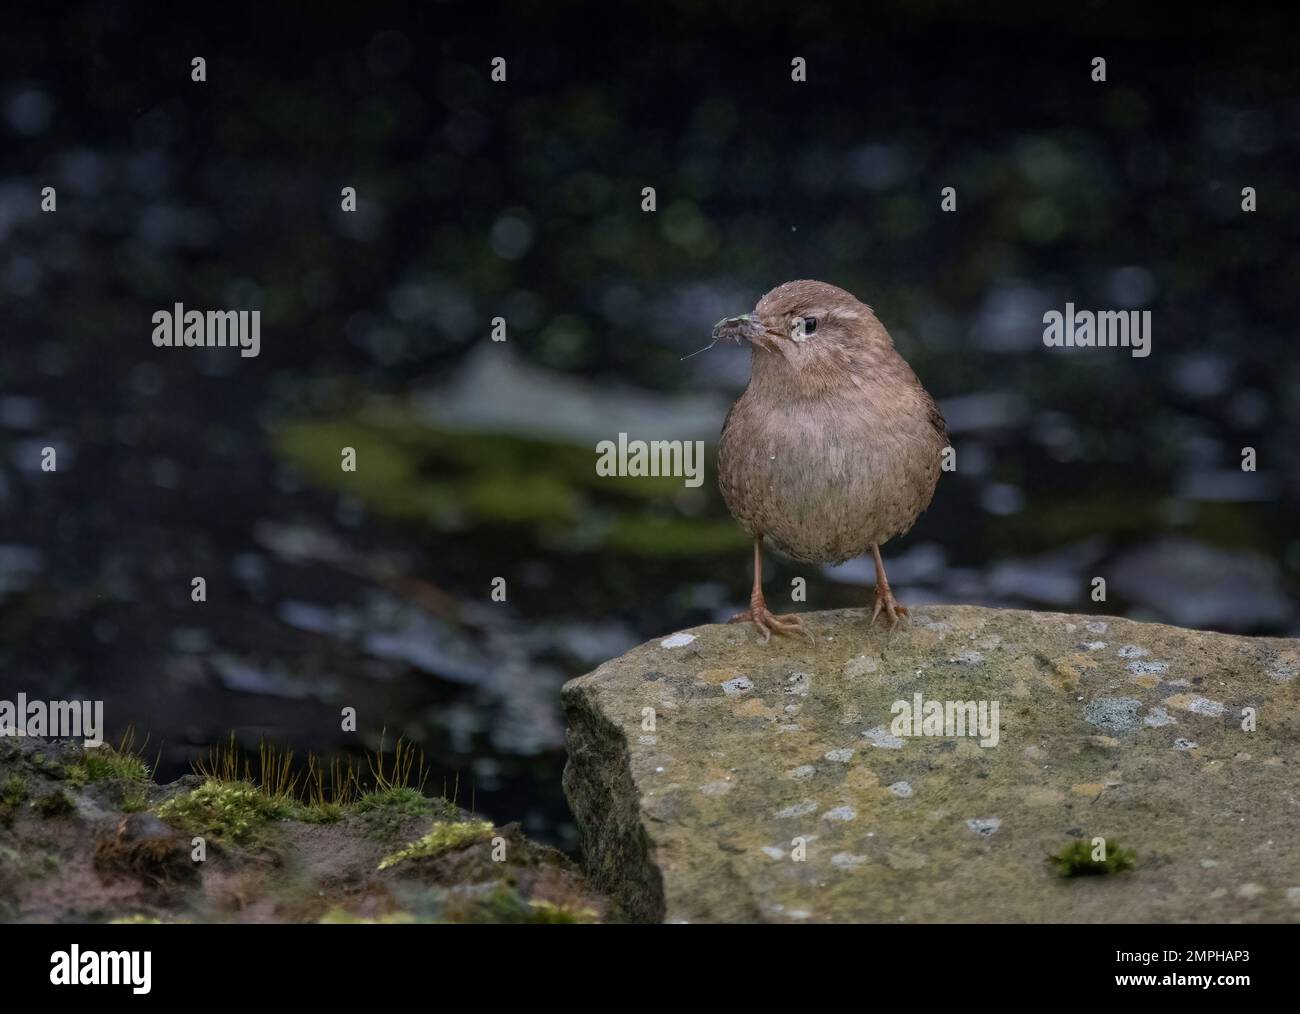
[713, 280, 945, 637]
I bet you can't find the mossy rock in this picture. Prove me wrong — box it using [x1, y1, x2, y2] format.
[0, 738, 608, 923]
[67, 748, 150, 787]
[562, 605, 1300, 922]
[155, 780, 292, 843]
[378, 820, 496, 870]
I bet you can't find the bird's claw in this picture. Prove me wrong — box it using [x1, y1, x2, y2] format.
[870, 589, 910, 630]
[729, 605, 814, 645]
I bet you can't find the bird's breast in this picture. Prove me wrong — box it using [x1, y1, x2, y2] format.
[718, 390, 942, 563]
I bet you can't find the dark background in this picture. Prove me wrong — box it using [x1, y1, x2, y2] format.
[2, 3, 1298, 846]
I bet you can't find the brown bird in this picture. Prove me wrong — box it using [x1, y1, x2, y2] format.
[714, 280, 947, 641]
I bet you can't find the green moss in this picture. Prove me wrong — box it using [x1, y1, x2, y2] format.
[30, 752, 67, 779]
[318, 907, 416, 924]
[377, 819, 495, 870]
[270, 422, 459, 524]
[156, 780, 292, 843]
[446, 883, 598, 924]
[447, 883, 537, 923]
[120, 786, 148, 813]
[109, 914, 163, 924]
[296, 802, 344, 824]
[67, 747, 150, 786]
[354, 786, 429, 813]
[33, 789, 75, 818]
[0, 775, 28, 807]
[525, 899, 599, 924]
[270, 415, 739, 557]
[354, 787, 457, 841]
[460, 473, 578, 525]
[273, 418, 585, 527]
[1048, 838, 1136, 877]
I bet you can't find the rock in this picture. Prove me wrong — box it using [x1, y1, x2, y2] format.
[0, 737, 605, 923]
[561, 605, 1300, 923]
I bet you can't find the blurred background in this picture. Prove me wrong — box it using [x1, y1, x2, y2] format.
[2, 3, 1298, 847]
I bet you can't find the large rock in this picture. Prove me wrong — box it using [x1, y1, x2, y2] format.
[561, 605, 1300, 923]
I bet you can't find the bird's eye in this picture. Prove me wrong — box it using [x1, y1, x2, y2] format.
[792, 316, 817, 341]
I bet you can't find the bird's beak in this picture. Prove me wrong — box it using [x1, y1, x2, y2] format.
[712, 313, 768, 347]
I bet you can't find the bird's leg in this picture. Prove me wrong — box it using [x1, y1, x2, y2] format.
[869, 543, 909, 629]
[729, 537, 812, 644]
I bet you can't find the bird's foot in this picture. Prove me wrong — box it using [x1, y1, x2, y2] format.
[870, 586, 910, 630]
[729, 604, 814, 645]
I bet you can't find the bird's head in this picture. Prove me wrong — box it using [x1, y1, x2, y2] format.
[711, 280, 890, 374]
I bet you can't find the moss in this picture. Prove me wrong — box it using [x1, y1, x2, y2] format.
[120, 786, 148, 813]
[109, 914, 163, 924]
[460, 473, 578, 525]
[270, 422, 459, 524]
[318, 907, 416, 924]
[524, 899, 599, 924]
[355, 786, 433, 813]
[353, 787, 457, 841]
[296, 802, 344, 824]
[33, 789, 75, 818]
[378, 819, 495, 870]
[30, 752, 67, 779]
[0, 772, 31, 826]
[156, 780, 292, 843]
[0, 775, 28, 807]
[445, 883, 599, 924]
[445, 883, 534, 923]
[271, 415, 741, 557]
[1048, 838, 1137, 877]
[67, 747, 150, 786]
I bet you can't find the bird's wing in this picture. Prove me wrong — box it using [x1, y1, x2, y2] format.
[924, 391, 948, 443]
[719, 401, 738, 439]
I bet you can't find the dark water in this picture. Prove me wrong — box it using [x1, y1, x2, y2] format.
[2, 7, 1298, 847]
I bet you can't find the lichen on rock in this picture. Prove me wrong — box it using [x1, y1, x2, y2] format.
[561, 605, 1300, 923]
